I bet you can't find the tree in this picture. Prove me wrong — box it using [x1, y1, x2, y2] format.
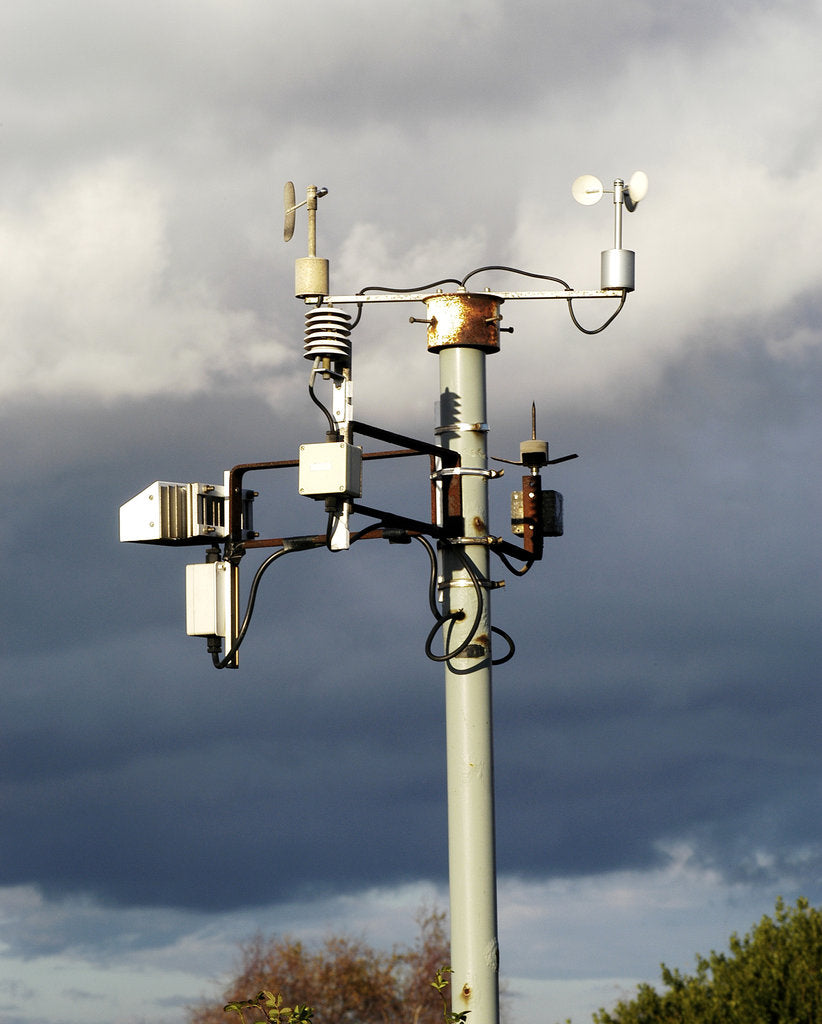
[591, 897, 822, 1024]
[187, 907, 452, 1024]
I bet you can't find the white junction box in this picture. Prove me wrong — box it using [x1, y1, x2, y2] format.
[298, 441, 362, 499]
[186, 561, 229, 637]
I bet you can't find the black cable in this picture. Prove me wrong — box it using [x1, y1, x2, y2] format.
[347, 279, 463, 332]
[325, 507, 338, 550]
[412, 534, 447, 620]
[494, 547, 535, 576]
[212, 547, 292, 669]
[491, 625, 515, 665]
[460, 265, 573, 290]
[308, 361, 340, 438]
[566, 290, 627, 334]
[459, 264, 627, 335]
[358, 278, 463, 295]
[348, 519, 388, 544]
[413, 536, 485, 664]
[352, 267, 626, 337]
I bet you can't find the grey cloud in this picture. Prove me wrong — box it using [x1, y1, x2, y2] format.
[2, 319, 819, 915]
[1, 6, 822, 1021]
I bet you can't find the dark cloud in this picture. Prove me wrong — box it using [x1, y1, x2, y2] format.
[2, 317, 818, 919]
[1, 5, 822, 1020]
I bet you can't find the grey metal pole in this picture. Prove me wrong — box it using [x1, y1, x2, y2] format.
[427, 294, 501, 1024]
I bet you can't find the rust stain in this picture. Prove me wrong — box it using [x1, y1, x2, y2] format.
[424, 293, 501, 352]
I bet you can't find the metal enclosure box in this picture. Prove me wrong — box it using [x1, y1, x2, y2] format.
[119, 480, 254, 545]
[186, 562, 223, 636]
[185, 560, 238, 638]
[511, 489, 564, 538]
[298, 442, 362, 499]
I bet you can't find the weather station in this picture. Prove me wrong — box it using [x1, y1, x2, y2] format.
[119, 171, 647, 1024]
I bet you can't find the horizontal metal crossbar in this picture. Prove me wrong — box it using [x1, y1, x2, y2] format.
[311, 289, 624, 305]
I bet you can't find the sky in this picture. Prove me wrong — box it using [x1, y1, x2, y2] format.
[1, 1, 820, 1022]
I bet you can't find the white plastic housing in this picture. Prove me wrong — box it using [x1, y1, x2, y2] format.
[298, 442, 362, 499]
[186, 562, 225, 636]
[185, 559, 238, 641]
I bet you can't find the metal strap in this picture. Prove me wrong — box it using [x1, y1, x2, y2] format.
[434, 422, 489, 435]
[432, 467, 503, 480]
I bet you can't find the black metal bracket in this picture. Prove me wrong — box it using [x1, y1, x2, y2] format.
[226, 420, 464, 551]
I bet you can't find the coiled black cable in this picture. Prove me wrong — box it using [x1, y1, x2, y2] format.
[410, 534, 492, 664]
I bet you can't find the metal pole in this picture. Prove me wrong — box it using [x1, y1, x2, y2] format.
[428, 294, 500, 1024]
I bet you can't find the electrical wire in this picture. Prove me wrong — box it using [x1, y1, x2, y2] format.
[494, 547, 535, 576]
[346, 268, 627, 336]
[566, 290, 627, 334]
[460, 265, 573, 290]
[413, 534, 518, 665]
[211, 547, 292, 669]
[325, 507, 338, 550]
[491, 625, 515, 665]
[210, 525, 513, 669]
[349, 520, 388, 544]
[308, 359, 341, 439]
[412, 535, 486, 664]
[358, 278, 463, 295]
[458, 263, 628, 335]
[347, 279, 463, 333]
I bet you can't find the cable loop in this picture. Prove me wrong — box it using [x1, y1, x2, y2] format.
[412, 535, 487, 664]
[491, 626, 516, 665]
[212, 546, 294, 669]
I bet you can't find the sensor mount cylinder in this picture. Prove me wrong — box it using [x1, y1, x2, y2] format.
[600, 248, 635, 292]
[295, 256, 330, 299]
[424, 293, 502, 353]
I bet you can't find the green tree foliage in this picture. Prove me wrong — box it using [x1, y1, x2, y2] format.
[592, 897, 822, 1024]
[188, 908, 452, 1024]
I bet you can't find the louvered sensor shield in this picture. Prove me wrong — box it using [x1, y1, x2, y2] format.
[119, 479, 255, 545]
